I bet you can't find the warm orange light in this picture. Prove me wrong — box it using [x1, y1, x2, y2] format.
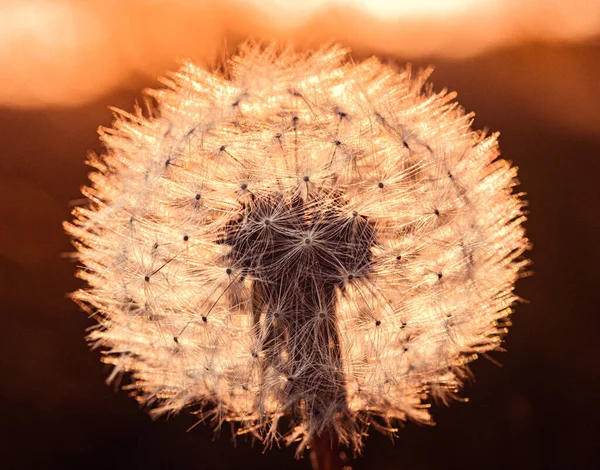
[0, 0, 598, 108]
[246, 0, 490, 21]
[350, 0, 485, 17]
[0, 1, 119, 107]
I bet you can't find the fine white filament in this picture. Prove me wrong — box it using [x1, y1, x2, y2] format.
[65, 43, 529, 454]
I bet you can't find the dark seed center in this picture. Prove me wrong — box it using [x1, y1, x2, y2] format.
[220, 193, 376, 419]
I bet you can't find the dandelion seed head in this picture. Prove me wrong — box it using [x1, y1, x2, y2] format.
[65, 42, 529, 454]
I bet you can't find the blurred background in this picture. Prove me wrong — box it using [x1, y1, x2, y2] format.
[1, 1, 599, 469]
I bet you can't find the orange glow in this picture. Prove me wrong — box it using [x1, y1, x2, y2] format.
[246, 0, 490, 22]
[352, 0, 484, 17]
[0, 1, 117, 107]
[0, 0, 599, 108]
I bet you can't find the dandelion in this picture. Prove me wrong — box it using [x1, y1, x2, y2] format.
[65, 43, 529, 465]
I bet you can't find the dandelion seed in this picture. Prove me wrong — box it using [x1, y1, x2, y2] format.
[65, 43, 529, 459]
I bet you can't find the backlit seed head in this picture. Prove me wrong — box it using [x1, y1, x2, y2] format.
[65, 43, 529, 455]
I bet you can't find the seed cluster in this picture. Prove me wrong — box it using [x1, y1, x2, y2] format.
[66, 43, 528, 454]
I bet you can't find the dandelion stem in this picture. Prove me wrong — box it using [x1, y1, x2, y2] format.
[310, 430, 347, 470]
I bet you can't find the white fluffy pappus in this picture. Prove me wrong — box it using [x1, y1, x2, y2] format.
[65, 43, 529, 455]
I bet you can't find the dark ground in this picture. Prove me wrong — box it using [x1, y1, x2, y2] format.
[1, 40, 599, 469]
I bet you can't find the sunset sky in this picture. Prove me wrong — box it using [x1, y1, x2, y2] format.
[1, 0, 599, 106]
